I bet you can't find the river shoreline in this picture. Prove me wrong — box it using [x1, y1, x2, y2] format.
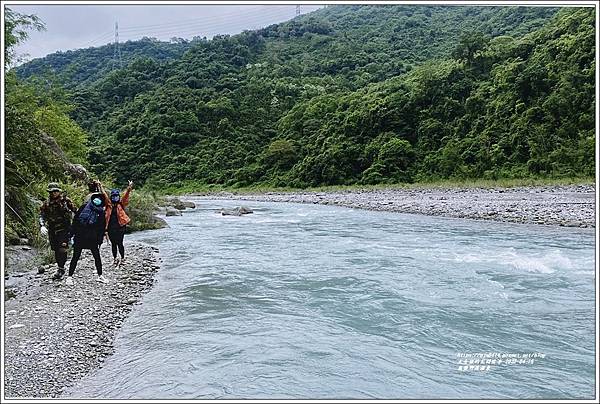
[4, 242, 161, 399]
[191, 184, 596, 228]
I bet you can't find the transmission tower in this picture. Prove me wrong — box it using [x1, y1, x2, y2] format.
[113, 21, 122, 68]
[296, 5, 301, 17]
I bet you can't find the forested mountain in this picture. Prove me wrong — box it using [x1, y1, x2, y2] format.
[16, 5, 594, 189]
[15, 38, 192, 88]
[17, 5, 557, 90]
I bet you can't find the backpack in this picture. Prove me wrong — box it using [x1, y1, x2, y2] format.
[78, 201, 102, 226]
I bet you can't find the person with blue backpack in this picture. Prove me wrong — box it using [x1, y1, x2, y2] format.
[64, 192, 108, 285]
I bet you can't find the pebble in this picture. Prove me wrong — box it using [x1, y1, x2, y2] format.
[4, 243, 160, 399]
[204, 185, 595, 228]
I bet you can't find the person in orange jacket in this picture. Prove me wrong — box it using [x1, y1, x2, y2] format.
[103, 180, 133, 267]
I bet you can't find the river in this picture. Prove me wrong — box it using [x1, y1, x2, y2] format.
[64, 199, 596, 399]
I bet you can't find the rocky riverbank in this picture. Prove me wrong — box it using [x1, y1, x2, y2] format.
[4, 242, 161, 399]
[196, 184, 596, 228]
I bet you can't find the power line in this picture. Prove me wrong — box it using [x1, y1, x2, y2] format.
[76, 30, 114, 49]
[119, 8, 294, 37]
[68, 7, 293, 51]
[73, 6, 322, 52]
[118, 9, 295, 42]
[119, 5, 294, 32]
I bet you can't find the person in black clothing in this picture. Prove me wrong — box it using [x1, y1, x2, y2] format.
[104, 181, 133, 267]
[65, 193, 108, 285]
[107, 199, 125, 265]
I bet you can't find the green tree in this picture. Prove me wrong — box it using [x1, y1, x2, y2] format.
[4, 8, 45, 70]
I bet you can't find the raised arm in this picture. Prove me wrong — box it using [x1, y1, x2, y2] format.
[97, 180, 110, 204]
[122, 180, 133, 207]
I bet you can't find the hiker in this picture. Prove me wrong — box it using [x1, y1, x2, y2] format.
[103, 180, 133, 267]
[39, 182, 77, 278]
[85, 180, 109, 204]
[65, 192, 108, 285]
[85, 180, 99, 201]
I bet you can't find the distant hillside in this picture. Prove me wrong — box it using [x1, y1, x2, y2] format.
[15, 38, 192, 88]
[18, 4, 594, 190]
[16, 5, 558, 90]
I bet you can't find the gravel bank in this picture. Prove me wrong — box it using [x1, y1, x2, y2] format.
[4, 242, 161, 399]
[196, 184, 596, 228]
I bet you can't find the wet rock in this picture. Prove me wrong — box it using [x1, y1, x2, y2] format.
[166, 207, 183, 216]
[151, 215, 169, 228]
[163, 197, 187, 210]
[219, 206, 254, 216]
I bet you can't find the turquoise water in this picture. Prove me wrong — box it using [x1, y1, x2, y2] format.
[65, 200, 596, 399]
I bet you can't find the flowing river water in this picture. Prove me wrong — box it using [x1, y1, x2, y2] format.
[64, 199, 596, 399]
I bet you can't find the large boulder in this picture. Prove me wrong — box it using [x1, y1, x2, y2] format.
[153, 206, 167, 215]
[151, 215, 169, 228]
[166, 207, 182, 216]
[219, 206, 254, 216]
[65, 163, 88, 182]
[163, 197, 187, 210]
[182, 200, 196, 209]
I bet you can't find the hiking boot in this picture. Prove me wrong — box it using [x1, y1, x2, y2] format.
[52, 268, 65, 281]
[96, 275, 109, 284]
[65, 276, 74, 286]
[113, 257, 120, 267]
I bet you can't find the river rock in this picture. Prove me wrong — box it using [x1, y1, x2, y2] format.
[203, 185, 595, 228]
[151, 215, 169, 228]
[219, 206, 254, 216]
[166, 207, 183, 216]
[4, 242, 161, 398]
[154, 206, 167, 215]
[163, 197, 187, 210]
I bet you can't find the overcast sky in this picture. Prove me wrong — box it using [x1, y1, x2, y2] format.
[7, 3, 325, 64]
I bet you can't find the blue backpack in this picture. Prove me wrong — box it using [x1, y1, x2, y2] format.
[78, 201, 102, 226]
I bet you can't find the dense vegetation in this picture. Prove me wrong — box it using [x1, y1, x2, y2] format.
[11, 5, 596, 195]
[4, 9, 162, 246]
[5, 8, 82, 244]
[16, 37, 192, 88]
